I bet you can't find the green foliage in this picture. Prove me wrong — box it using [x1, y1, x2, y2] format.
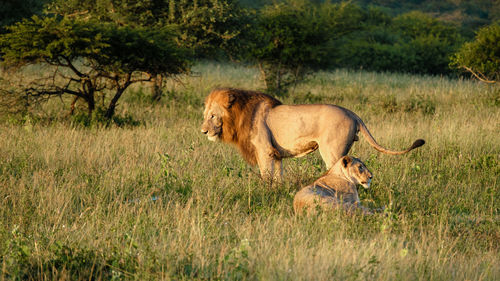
[451, 22, 500, 83]
[392, 11, 463, 74]
[0, 15, 191, 119]
[223, 239, 251, 280]
[47, 0, 247, 58]
[377, 94, 436, 115]
[319, 2, 368, 39]
[1, 228, 140, 280]
[243, 0, 329, 95]
[241, 0, 500, 37]
[335, 10, 462, 75]
[0, 15, 189, 75]
[71, 108, 142, 128]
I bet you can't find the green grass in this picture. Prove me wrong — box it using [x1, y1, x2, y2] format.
[0, 62, 499, 280]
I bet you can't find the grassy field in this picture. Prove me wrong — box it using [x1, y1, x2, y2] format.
[0, 62, 499, 280]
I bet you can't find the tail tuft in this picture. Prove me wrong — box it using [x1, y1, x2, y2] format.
[410, 139, 425, 150]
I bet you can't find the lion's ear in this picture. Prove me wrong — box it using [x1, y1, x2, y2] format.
[342, 156, 352, 168]
[227, 93, 236, 109]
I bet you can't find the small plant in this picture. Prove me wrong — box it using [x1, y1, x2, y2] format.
[71, 108, 142, 128]
[402, 94, 436, 115]
[2, 226, 32, 279]
[223, 239, 251, 280]
[159, 153, 193, 201]
[379, 94, 399, 113]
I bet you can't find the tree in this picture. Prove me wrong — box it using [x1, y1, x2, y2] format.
[47, 0, 247, 100]
[0, 16, 191, 119]
[451, 22, 500, 83]
[243, 0, 329, 95]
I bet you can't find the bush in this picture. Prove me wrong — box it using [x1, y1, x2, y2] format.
[451, 22, 500, 83]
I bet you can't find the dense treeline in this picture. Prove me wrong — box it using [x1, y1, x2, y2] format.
[240, 0, 500, 36]
[0, 0, 498, 118]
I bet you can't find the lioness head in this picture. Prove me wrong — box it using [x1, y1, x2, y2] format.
[201, 90, 235, 141]
[340, 156, 373, 188]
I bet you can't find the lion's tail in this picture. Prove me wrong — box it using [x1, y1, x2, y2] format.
[356, 116, 425, 155]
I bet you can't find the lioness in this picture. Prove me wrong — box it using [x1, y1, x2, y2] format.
[293, 156, 373, 215]
[201, 88, 425, 180]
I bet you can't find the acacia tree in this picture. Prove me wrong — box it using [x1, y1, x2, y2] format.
[0, 16, 190, 119]
[47, 0, 248, 100]
[451, 22, 500, 84]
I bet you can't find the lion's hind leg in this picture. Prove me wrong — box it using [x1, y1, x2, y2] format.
[318, 121, 358, 169]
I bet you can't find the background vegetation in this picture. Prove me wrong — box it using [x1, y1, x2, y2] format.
[1, 0, 499, 100]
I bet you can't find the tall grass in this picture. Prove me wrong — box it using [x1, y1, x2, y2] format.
[0, 62, 498, 280]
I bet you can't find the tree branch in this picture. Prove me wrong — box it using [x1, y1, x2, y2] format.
[60, 56, 88, 78]
[462, 66, 497, 84]
[130, 73, 153, 83]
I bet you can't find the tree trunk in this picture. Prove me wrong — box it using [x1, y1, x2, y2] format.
[87, 94, 95, 117]
[276, 61, 282, 96]
[83, 79, 95, 117]
[105, 87, 126, 119]
[151, 74, 163, 102]
[258, 63, 269, 90]
[69, 96, 79, 115]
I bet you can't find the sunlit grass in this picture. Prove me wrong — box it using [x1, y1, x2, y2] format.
[0, 62, 498, 280]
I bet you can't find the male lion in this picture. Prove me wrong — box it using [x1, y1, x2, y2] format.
[293, 156, 374, 215]
[201, 88, 424, 180]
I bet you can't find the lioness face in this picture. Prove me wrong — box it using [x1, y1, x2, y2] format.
[201, 101, 224, 141]
[342, 156, 373, 189]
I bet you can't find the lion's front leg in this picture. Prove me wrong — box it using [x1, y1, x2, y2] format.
[252, 131, 282, 181]
[254, 145, 282, 182]
[251, 105, 283, 182]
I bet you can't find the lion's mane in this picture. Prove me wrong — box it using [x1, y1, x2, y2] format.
[208, 88, 282, 165]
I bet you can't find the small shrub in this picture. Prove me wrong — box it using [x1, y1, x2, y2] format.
[292, 91, 330, 104]
[223, 239, 251, 280]
[159, 153, 193, 202]
[379, 94, 399, 113]
[402, 94, 436, 115]
[376, 94, 436, 115]
[71, 108, 142, 128]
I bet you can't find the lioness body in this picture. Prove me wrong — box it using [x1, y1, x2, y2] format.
[293, 156, 373, 215]
[201, 88, 424, 179]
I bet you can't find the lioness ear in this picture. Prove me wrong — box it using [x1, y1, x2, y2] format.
[227, 93, 236, 109]
[342, 156, 352, 168]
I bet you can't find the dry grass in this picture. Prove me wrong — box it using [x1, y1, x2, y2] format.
[0, 62, 498, 280]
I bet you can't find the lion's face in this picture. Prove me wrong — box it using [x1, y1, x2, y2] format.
[201, 101, 224, 141]
[201, 91, 234, 141]
[341, 156, 373, 189]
